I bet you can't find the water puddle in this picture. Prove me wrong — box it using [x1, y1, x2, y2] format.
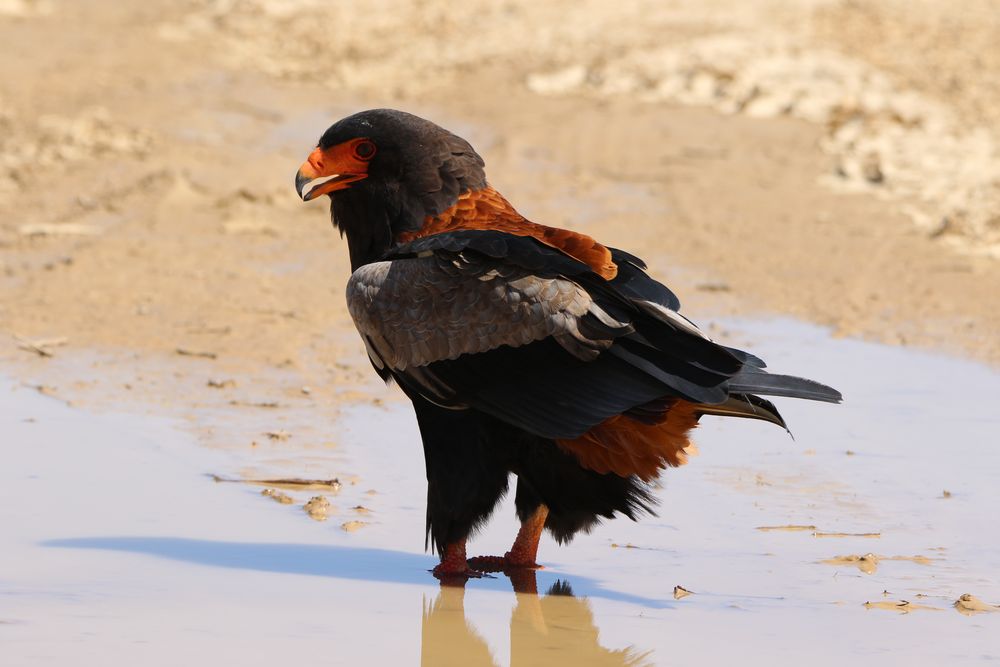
[3, 318, 999, 664]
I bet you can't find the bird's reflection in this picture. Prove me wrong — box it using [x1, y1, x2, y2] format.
[422, 570, 652, 667]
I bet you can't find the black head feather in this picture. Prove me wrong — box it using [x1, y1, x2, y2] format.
[315, 109, 487, 268]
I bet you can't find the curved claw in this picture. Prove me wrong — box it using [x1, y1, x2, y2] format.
[467, 554, 543, 573]
[431, 540, 497, 582]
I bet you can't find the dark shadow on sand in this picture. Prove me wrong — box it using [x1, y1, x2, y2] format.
[42, 536, 672, 608]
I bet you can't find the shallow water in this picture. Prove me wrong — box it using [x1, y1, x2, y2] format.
[3, 320, 999, 665]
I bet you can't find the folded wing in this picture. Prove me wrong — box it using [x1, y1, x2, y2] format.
[347, 230, 841, 442]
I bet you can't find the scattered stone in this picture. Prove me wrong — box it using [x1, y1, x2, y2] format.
[304, 496, 331, 521]
[861, 153, 884, 184]
[175, 347, 217, 359]
[954, 594, 1000, 615]
[525, 32, 1000, 257]
[863, 599, 937, 613]
[229, 400, 280, 409]
[673, 586, 693, 600]
[29, 384, 58, 397]
[340, 520, 368, 532]
[211, 475, 341, 492]
[924, 215, 951, 239]
[14, 335, 68, 357]
[822, 553, 879, 575]
[756, 524, 817, 532]
[261, 488, 293, 504]
[824, 553, 933, 575]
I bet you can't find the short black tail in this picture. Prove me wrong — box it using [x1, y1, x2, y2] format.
[727, 367, 842, 404]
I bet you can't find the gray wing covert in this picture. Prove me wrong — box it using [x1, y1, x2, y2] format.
[345, 253, 631, 371]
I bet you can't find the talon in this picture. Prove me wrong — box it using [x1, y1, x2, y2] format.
[433, 539, 495, 580]
[467, 554, 542, 572]
[466, 555, 507, 572]
[465, 506, 549, 573]
[503, 553, 543, 570]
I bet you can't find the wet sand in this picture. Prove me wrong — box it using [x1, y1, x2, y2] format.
[4, 321, 999, 665]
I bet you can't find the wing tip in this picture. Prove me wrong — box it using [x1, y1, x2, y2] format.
[729, 369, 844, 405]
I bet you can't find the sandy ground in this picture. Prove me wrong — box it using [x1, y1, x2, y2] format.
[2, 1, 1000, 664]
[2, 0, 1000, 394]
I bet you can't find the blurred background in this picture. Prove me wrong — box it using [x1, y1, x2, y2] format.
[2, 0, 998, 397]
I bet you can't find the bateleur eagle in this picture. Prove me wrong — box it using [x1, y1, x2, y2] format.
[295, 109, 841, 578]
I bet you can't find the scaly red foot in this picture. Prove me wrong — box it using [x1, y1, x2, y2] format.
[467, 505, 549, 573]
[466, 553, 542, 572]
[431, 540, 491, 582]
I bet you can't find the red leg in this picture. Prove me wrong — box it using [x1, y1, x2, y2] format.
[506, 505, 548, 566]
[432, 540, 470, 576]
[468, 505, 548, 572]
[432, 539, 487, 581]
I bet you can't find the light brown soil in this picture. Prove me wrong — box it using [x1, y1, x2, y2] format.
[1, 0, 998, 424]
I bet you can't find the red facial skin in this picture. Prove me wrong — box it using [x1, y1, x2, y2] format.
[295, 138, 375, 201]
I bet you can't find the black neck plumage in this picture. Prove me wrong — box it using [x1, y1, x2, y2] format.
[330, 182, 427, 271]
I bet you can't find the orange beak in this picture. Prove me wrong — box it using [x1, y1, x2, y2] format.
[295, 142, 371, 201]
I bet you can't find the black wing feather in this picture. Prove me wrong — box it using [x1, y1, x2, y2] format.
[608, 247, 681, 311]
[728, 368, 842, 403]
[376, 230, 840, 440]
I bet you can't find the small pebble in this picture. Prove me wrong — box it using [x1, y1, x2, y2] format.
[304, 496, 331, 521]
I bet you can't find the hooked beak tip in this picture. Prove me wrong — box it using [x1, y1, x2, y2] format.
[295, 169, 312, 201]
